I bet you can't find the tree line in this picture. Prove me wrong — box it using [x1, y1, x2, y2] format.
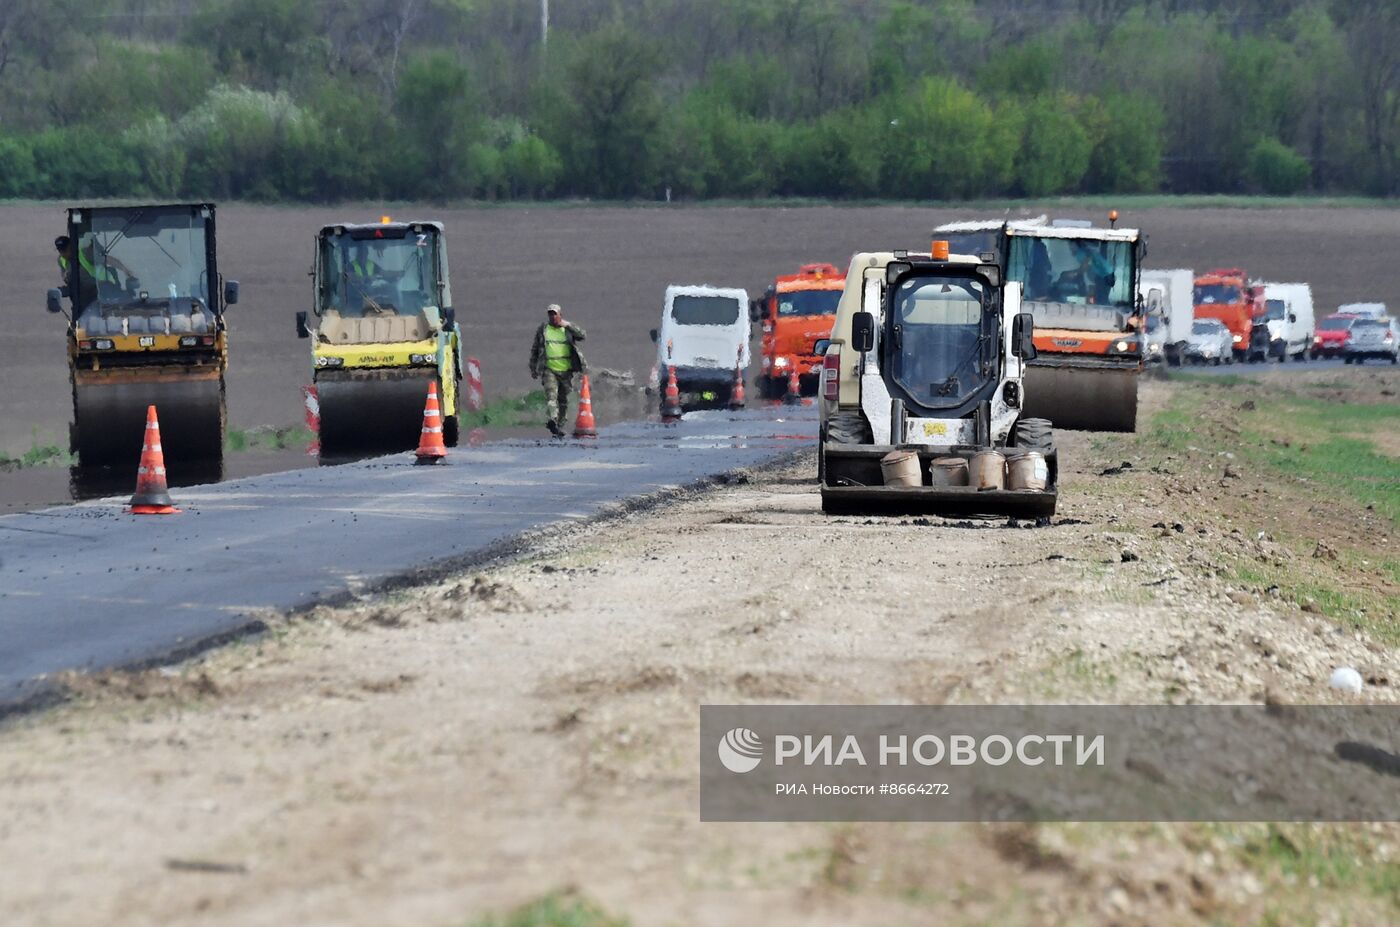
[0, 0, 1397, 203]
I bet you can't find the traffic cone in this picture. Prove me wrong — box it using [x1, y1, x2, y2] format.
[415, 381, 448, 464]
[660, 366, 683, 422]
[573, 374, 598, 438]
[783, 364, 802, 404]
[129, 405, 178, 515]
[728, 362, 746, 410]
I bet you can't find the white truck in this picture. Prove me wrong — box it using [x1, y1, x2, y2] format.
[1256, 282, 1315, 362]
[651, 285, 751, 410]
[816, 242, 1057, 518]
[1138, 269, 1193, 366]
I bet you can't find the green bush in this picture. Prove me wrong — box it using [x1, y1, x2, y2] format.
[0, 135, 37, 197]
[1013, 95, 1093, 197]
[1246, 137, 1311, 195]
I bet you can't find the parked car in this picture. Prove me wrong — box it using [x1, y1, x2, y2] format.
[1342, 317, 1399, 365]
[1185, 318, 1234, 365]
[1313, 313, 1357, 359]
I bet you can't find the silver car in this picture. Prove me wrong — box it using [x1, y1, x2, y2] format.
[1186, 318, 1234, 365]
[1343, 317, 1399, 364]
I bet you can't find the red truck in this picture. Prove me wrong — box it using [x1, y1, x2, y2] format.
[751, 262, 844, 398]
[1193, 268, 1269, 362]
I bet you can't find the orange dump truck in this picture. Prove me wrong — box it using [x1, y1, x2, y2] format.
[1192, 268, 1267, 362]
[751, 262, 844, 398]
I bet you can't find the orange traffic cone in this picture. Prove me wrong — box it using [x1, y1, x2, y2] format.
[415, 381, 448, 464]
[573, 374, 598, 438]
[728, 363, 746, 410]
[660, 366, 683, 422]
[129, 405, 178, 515]
[783, 364, 802, 405]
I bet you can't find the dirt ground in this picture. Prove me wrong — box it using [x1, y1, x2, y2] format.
[1, 369, 1396, 927]
[3, 201, 1399, 478]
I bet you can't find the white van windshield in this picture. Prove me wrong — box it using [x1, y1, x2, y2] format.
[671, 294, 740, 325]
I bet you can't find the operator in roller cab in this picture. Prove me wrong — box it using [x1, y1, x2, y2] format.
[296, 218, 462, 454]
[47, 204, 237, 465]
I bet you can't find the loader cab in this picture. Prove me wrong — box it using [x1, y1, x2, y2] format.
[880, 263, 1001, 417]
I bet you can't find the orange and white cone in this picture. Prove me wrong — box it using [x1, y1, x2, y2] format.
[660, 366, 683, 422]
[415, 381, 448, 464]
[728, 364, 746, 409]
[573, 374, 598, 438]
[129, 405, 178, 515]
[783, 364, 802, 405]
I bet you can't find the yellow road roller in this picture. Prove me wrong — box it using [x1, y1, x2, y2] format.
[47, 203, 238, 465]
[296, 218, 462, 453]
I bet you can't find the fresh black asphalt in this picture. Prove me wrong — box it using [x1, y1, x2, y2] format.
[0, 406, 818, 707]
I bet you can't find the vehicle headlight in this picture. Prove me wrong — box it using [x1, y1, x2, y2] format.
[1149, 342, 1161, 352]
[409, 353, 433, 365]
[1115, 339, 1130, 352]
[773, 356, 790, 368]
[1232, 334, 1243, 343]
[315, 356, 344, 368]
[180, 335, 198, 347]
[82, 338, 115, 351]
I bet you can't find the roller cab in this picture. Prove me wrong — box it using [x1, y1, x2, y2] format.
[818, 245, 1058, 519]
[49, 203, 236, 465]
[298, 219, 461, 454]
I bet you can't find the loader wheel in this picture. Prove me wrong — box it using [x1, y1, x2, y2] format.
[443, 414, 460, 448]
[826, 409, 872, 445]
[1011, 417, 1055, 454]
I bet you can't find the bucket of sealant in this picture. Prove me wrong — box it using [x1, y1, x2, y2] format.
[1006, 451, 1049, 491]
[969, 450, 1006, 490]
[929, 456, 969, 487]
[880, 449, 921, 487]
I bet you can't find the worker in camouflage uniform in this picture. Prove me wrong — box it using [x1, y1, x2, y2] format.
[529, 303, 588, 437]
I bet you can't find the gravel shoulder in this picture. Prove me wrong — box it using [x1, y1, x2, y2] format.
[1, 370, 1397, 927]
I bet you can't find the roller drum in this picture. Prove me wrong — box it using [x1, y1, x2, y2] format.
[317, 369, 438, 454]
[1022, 363, 1138, 433]
[72, 371, 225, 466]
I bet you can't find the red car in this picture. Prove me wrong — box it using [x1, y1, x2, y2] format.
[1312, 313, 1357, 358]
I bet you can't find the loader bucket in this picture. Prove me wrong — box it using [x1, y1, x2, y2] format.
[1022, 362, 1138, 433]
[317, 368, 439, 455]
[820, 444, 1057, 519]
[72, 368, 225, 465]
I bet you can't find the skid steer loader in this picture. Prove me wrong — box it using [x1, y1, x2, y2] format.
[296, 218, 462, 454]
[47, 203, 238, 466]
[817, 242, 1057, 518]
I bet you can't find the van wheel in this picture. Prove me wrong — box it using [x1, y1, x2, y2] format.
[826, 409, 872, 445]
[1012, 417, 1054, 454]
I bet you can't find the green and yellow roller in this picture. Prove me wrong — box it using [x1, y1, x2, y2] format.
[296, 217, 463, 453]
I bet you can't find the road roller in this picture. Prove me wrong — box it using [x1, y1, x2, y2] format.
[817, 241, 1058, 519]
[935, 215, 1144, 433]
[296, 218, 462, 454]
[46, 203, 238, 466]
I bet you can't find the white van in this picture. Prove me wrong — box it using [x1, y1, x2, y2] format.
[652, 285, 751, 406]
[1257, 282, 1315, 361]
[1138, 269, 1193, 365]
